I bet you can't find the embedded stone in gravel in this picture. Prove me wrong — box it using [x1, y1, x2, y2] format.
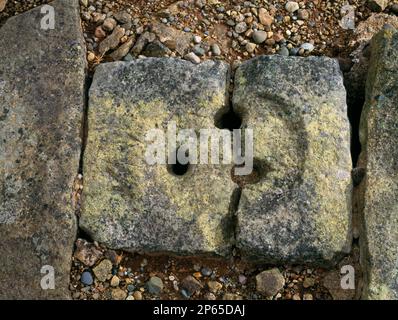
[211, 43, 221, 56]
[181, 276, 203, 296]
[185, 52, 201, 64]
[207, 281, 223, 294]
[74, 239, 103, 267]
[0, 0, 86, 299]
[112, 288, 127, 300]
[146, 276, 164, 294]
[359, 28, 398, 300]
[255, 268, 285, 297]
[98, 26, 125, 55]
[81, 271, 94, 286]
[93, 259, 113, 282]
[81, 58, 235, 257]
[252, 31, 267, 44]
[233, 55, 352, 266]
[113, 11, 132, 24]
[109, 37, 134, 61]
[235, 22, 248, 34]
[285, 1, 300, 13]
[258, 8, 273, 27]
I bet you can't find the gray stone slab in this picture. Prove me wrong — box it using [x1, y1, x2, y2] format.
[359, 28, 398, 299]
[0, 0, 86, 299]
[81, 58, 236, 257]
[233, 55, 353, 266]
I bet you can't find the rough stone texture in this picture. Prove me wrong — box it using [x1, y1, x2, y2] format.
[359, 28, 398, 300]
[0, 0, 7, 12]
[0, 0, 86, 299]
[151, 21, 192, 56]
[233, 55, 352, 266]
[255, 268, 285, 297]
[81, 58, 236, 256]
[346, 14, 398, 106]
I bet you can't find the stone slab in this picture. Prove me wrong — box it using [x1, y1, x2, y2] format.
[81, 58, 236, 257]
[0, 0, 86, 299]
[233, 55, 353, 266]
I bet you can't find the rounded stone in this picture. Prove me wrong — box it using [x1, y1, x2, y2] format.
[252, 30, 267, 44]
[246, 42, 257, 53]
[278, 46, 290, 56]
[301, 42, 315, 52]
[111, 288, 127, 300]
[110, 275, 120, 287]
[146, 276, 164, 294]
[80, 271, 94, 286]
[235, 22, 248, 34]
[133, 291, 143, 300]
[255, 268, 285, 297]
[102, 18, 117, 32]
[211, 43, 221, 56]
[285, 1, 300, 13]
[297, 9, 309, 20]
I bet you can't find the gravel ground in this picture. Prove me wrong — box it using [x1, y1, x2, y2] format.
[78, 0, 376, 70]
[70, 238, 361, 300]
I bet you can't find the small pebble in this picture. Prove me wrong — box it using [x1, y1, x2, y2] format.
[184, 52, 201, 64]
[133, 291, 143, 300]
[211, 44, 221, 56]
[110, 275, 120, 287]
[303, 293, 313, 300]
[127, 284, 135, 292]
[193, 35, 202, 44]
[252, 30, 267, 44]
[146, 276, 164, 295]
[238, 275, 247, 285]
[246, 42, 256, 53]
[278, 46, 290, 56]
[292, 293, 301, 300]
[235, 22, 248, 34]
[285, 1, 300, 13]
[300, 42, 314, 52]
[201, 267, 213, 277]
[112, 288, 127, 300]
[81, 271, 93, 286]
[303, 277, 316, 288]
[102, 18, 117, 32]
[87, 52, 96, 62]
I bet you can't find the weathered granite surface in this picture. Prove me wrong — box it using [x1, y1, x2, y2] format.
[359, 28, 398, 300]
[81, 58, 236, 256]
[0, 0, 86, 299]
[233, 55, 353, 266]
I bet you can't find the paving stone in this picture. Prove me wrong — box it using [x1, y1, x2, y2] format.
[0, 0, 86, 299]
[359, 28, 398, 300]
[233, 55, 352, 266]
[81, 58, 235, 256]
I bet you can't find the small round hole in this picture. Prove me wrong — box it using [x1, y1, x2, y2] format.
[167, 149, 191, 176]
[215, 109, 242, 131]
[170, 161, 190, 176]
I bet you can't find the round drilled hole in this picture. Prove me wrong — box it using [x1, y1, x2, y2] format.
[231, 159, 271, 187]
[167, 149, 191, 176]
[170, 161, 190, 176]
[215, 109, 242, 131]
